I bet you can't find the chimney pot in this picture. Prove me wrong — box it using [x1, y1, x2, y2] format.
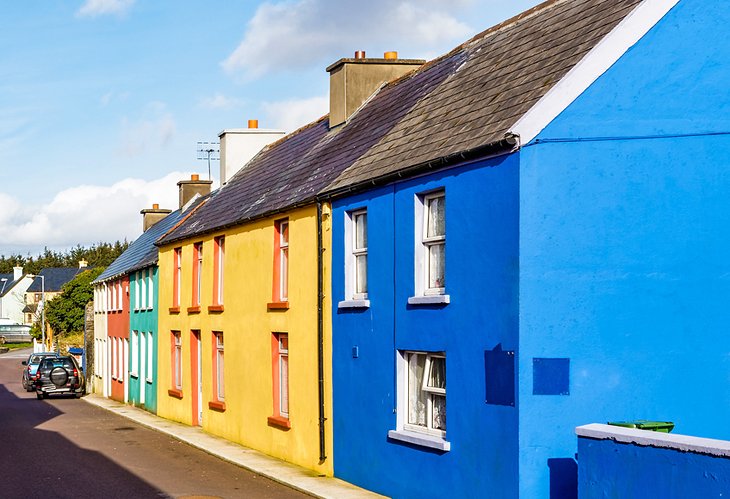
[248, 119, 259, 129]
[152, 203, 159, 209]
[354, 50, 366, 59]
[384, 51, 398, 60]
[191, 174, 200, 181]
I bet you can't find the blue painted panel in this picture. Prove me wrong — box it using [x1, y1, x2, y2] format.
[332, 153, 520, 498]
[533, 358, 569, 396]
[578, 437, 730, 498]
[520, 2, 730, 497]
[485, 346, 515, 406]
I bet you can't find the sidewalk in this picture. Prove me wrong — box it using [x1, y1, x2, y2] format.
[83, 394, 386, 499]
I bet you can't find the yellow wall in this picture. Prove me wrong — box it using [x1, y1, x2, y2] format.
[157, 204, 333, 475]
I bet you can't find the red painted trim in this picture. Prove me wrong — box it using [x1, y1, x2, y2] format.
[168, 388, 183, 399]
[267, 301, 289, 310]
[170, 330, 181, 392]
[208, 401, 226, 412]
[187, 306, 201, 314]
[210, 331, 223, 406]
[173, 247, 181, 308]
[272, 219, 288, 303]
[168, 306, 180, 314]
[207, 305, 224, 313]
[190, 330, 201, 426]
[212, 236, 224, 306]
[192, 242, 202, 307]
[267, 415, 291, 430]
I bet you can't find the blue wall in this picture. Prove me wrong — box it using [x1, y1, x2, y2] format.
[519, 1, 730, 497]
[578, 436, 730, 498]
[128, 267, 158, 414]
[332, 153, 519, 498]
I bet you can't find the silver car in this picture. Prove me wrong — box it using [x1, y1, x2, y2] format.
[21, 352, 58, 392]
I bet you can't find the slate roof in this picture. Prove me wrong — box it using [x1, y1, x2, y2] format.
[27, 268, 86, 293]
[93, 206, 190, 284]
[0, 273, 20, 297]
[158, 0, 642, 245]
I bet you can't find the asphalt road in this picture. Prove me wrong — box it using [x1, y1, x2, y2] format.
[0, 348, 309, 499]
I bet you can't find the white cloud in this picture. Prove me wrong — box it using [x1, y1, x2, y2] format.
[261, 95, 328, 132]
[223, 0, 472, 78]
[0, 172, 193, 255]
[199, 94, 245, 110]
[118, 102, 177, 157]
[77, 0, 135, 18]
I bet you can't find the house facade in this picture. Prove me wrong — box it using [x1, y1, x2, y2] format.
[0, 267, 33, 325]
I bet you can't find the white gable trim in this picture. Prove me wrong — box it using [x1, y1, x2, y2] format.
[510, 0, 681, 146]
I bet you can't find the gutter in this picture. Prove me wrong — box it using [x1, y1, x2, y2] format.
[316, 201, 327, 462]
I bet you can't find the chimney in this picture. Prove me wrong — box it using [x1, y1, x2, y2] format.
[140, 203, 173, 232]
[326, 51, 425, 128]
[13, 266, 22, 281]
[78, 259, 88, 268]
[178, 174, 213, 209]
[219, 119, 286, 185]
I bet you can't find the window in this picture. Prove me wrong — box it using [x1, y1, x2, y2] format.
[388, 351, 449, 451]
[209, 332, 225, 410]
[212, 236, 225, 308]
[270, 220, 289, 307]
[117, 281, 123, 311]
[340, 209, 369, 308]
[146, 332, 154, 382]
[131, 331, 139, 377]
[134, 275, 140, 311]
[409, 190, 449, 305]
[140, 270, 147, 310]
[111, 337, 117, 380]
[172, 331, 182, 392]
[268, 333, 290, 428]
[191, 242, 203, 309]
[172, 247, 182, 309]
[147, 268, 154, 309]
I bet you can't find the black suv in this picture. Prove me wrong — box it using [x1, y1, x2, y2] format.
[34, 356, 85, 399]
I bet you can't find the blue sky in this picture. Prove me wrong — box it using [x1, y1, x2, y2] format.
[0, 0, 541, 256]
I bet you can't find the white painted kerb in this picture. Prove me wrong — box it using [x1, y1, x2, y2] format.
[576, 423, 730, 458]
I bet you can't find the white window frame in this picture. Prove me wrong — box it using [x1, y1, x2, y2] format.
[173, 332, 182, 390]
[409, 190, 450, 305]
[195, 243, 203, 306]
[388, 350, 450, 451]
[147, 268, 154, 310]
[146, 332, 154, 382]
[140, 270, 147, 310]
[279, 221, 289, 302]
[117, 281, 123, 311]
[131, 331, 139, 377]
[111, 338, 117, 380]
[216, 237, 225, 305]
[174, 248, 182, 307]
[340, 209, 370, 309]
[278, 334, 289, 418]
[216, 332, 224, 401]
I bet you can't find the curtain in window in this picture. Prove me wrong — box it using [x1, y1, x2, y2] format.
[408, 353, 427, 426]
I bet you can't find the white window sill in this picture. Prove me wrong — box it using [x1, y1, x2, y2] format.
[338, 299, 371, 309]
[407, 294, 450, 305]
[388, 429, 451, 451]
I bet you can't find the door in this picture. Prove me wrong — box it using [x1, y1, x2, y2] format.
[139, 332, 146, 405]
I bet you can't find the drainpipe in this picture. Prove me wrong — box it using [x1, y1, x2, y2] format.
[316, 201, 327, 462]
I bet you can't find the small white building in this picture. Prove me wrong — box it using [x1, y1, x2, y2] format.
[0, 267, 34, 325]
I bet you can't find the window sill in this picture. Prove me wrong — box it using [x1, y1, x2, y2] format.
[267, 415, 291, 430]
[207, 305, 224, 313]
[187, 306, 201, 314]
[168, 307, 180, 314]
[146, 378, 153, 384]
[407, 294, 450, 306]
[338, 299, 370, 309]
[208, 400, 226, 412]
[130, 373, 138, 379]
[388, 429, 451, 451]
[267, 301, 289, 311]
[168, 388, 183, 399]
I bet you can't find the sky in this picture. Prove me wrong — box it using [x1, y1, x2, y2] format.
[0, 0, 542, 256]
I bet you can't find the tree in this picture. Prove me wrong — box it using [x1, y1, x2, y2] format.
[0, 241, 130, 274]
[44, 267, 105, 337]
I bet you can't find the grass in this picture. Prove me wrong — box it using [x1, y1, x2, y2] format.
[2, 342, 33, 351]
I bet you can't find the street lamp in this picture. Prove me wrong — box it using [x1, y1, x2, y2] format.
[28, 275, 46, 349]
[0, 278, 7, 319]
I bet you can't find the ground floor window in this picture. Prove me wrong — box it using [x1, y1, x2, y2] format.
[268, 332, 290, 428]
[172, 331, 182, 390]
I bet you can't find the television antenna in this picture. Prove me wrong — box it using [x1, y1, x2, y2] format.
[196, 141, 220, 181]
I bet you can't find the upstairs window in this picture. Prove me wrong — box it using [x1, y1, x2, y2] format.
[344, 209, 368, 302]
[140, 270, 147, 310]
[410, 190, 449, 305]
[272, 220, 289, 303]
[147, 268, 154, 309]
[173, 247, 182, 309]
[213, 236, 225, 306]
[192, 242, 203, 308]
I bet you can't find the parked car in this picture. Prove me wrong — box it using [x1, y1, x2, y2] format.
[33, 356, 84, 399]
[21, 352, 58, 392]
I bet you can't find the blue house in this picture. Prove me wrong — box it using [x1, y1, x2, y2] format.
[324, 0, 726, 497]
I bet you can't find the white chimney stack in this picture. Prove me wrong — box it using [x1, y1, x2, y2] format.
[219, 119, 285, 185]
[13, 266, 22, 281]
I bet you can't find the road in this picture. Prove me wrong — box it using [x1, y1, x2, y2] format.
[0, 348, 309, 499]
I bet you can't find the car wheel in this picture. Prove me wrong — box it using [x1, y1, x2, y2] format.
[36, 392, 43, 400]
[41, 392, 48, 399]
[50, 367, 68, 387]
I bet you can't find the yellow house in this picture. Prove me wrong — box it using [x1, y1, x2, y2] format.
[154, 54, 424, 474]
